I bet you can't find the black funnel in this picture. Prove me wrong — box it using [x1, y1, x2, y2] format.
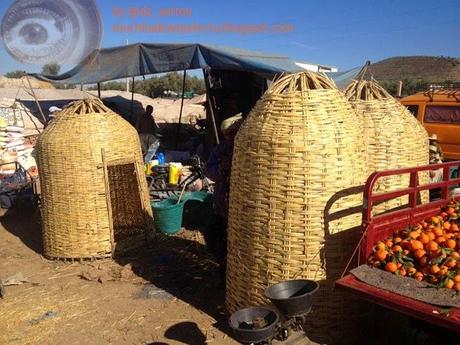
[229, 306, 279, 344]
[264, 279, 319, 318]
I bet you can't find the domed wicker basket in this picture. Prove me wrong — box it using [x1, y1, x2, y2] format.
[344, 80, 429, 212]
[226, 72, 367, 343]
[36, 98, 153, 260]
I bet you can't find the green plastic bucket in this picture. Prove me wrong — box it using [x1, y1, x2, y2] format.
[152, 192, 213, 235]
[152, 199, 185, 235]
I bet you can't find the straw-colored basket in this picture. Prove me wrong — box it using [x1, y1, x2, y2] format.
[226, 72, 367, 343]
[36, 98, 153, 260]
[344, 80, 429, 212]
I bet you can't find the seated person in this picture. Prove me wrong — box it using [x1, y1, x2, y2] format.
[136, 105, 160, 155]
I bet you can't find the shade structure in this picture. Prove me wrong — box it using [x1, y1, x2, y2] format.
[33, 43, 308, 84]
[344, 80, 429, 212]
[226, 71, 367, 344]
[36, 98, 153, 259]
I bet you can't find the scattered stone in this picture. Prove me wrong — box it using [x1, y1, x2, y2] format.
[135, 284, 174, 300]
[1, 272, 29, 286]
[28, 311, 58, 325]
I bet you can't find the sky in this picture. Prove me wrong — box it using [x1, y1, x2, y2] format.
[0, 0, 459, 76]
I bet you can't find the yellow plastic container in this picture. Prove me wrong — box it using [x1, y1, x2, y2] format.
[168, 164, 181, 185]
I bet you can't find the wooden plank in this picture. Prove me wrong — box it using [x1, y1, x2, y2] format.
[336, 275, 460, 333]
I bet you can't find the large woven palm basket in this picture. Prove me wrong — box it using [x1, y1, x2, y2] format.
[36, 98, 153, 260]
[226, 72, 367, 344]
[344, 80, 429, 212]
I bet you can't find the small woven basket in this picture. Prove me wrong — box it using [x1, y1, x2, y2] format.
[344, 80, 430, 212]
[36, 98, 153, 260]
[226, 72, 367, 344]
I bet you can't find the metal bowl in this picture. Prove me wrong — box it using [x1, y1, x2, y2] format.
[229, 306, 279, 344]
[264, 279, 319, 318]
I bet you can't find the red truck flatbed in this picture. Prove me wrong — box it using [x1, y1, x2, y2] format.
[336, 161, 460, 332]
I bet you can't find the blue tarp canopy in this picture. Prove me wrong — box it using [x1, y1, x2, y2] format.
[34, 43, 305, 84]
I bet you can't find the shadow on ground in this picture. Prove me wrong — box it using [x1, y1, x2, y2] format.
[0, 206, 42, 255]
[115, 201, 232, 343]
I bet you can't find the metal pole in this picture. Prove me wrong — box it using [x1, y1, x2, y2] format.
[175, 69, 187, 149]
[97, 82, 101, 99]
[25, 76, 47, 125]
[203, 68, 220, 145]
[130, 76, 135, 123]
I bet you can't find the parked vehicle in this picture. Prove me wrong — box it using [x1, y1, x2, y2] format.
[401, 89, 460, 160]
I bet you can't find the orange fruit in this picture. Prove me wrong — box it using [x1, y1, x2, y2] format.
[375, 249, 388, 261]
[392, 245, 403, 253]
[431, 216, 440, 225]
[446, 239, 457, 249]
[410, 240, 424, 251]
[454, 282, 460, 291]
[398, 267, 407, 276]
[397, 263, 403, 269]
[418, 233, 430, 244]
[451, 252, 460, 259]
[447, 207, 455, 215]
[426, 231, 436, 241]
[446, 279, 454, 289]
[408, 230, 420, 239]
[403, 249, 410, 256]
[445, 258, 457, 268]
[385, 262, 398, 273]
[394, 237, 403, 244]
[414, 271, 424, 281]
[433, 227, 443, 237]
[426, 241, 439, 252]
[443, 221, 451, 230]
[438, 266, 448, 276]
[430, 264, 440, 274]
[376, 242, 386, 251]
[450, 223, 459, 232]
[407, 267, 417, 275]
[385, 239, 394, 248]
[436, 236, 447, 244]
[413, 249, 426, 259]
[454, 275, 460, 283]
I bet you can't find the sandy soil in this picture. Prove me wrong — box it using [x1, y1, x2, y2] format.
[0, 208, 237, 345]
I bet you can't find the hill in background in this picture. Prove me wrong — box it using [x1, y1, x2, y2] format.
[366, 56, 460, 96]
[369, 56, 460, 82]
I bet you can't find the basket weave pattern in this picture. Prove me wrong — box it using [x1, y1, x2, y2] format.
[345, 80, 429, 212]
[36, 99, 153, 259]
[226, 72, 366, 342]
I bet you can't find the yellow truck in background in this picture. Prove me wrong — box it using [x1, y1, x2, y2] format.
[401, 90, 460, 160]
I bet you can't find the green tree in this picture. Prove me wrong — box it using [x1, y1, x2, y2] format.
[5, 70, 27, 78]
[42, 63, 61, 76]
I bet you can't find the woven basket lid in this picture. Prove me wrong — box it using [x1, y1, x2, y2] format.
[36, 98, 152, 259]
[226, 71, 366, 343]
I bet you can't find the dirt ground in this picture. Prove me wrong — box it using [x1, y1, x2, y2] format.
[0, 208, 237, 345]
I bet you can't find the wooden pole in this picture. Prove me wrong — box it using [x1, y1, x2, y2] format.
[203, 68, 220, 145]
[130, 76, 135, 123]
[175, 69, 187, 149]
[25, 76, 47, 125]
[397, 80, 403, 98]
[97, 82, 101, 99]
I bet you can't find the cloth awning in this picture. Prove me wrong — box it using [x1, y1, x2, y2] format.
[33, 43, 307, 84]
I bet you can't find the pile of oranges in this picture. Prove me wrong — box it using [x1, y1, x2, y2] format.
[368, 202, 460, 291]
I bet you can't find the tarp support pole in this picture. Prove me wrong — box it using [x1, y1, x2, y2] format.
[25, 76, 47, 126]
[97, 82, 101, 99]
[130, 77, 135, 123]
[203, 68, 220, 145]
[175, 69, 187, 149]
